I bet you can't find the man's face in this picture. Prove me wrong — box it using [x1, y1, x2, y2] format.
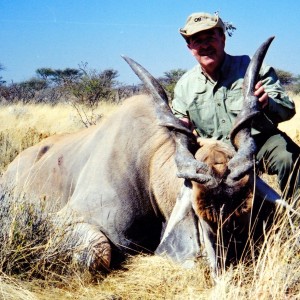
[188, 29, 225, 75]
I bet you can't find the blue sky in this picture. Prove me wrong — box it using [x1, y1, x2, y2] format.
[1, 0, 299, 85]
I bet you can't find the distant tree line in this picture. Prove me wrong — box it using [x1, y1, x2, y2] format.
[275, 69, 300, 94]
[0, 62, 299, 107]
[0, 63, 140, 106]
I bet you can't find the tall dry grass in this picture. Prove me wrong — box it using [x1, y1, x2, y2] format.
[1, 210, 299, 300]
[279, 94, 300, 143]
[0, 95, 299, 299]
[0, 102, 119, 174]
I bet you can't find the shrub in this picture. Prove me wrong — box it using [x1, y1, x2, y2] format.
[68, 66, 119, 107]
[0, 192, 100, 281]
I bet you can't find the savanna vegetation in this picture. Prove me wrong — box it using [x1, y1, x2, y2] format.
[0, 62, 299, 299]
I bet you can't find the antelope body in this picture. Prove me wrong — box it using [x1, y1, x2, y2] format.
[1, 37, 284, 275]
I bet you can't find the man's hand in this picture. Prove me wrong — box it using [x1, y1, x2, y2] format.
[254, 81, 269, 108]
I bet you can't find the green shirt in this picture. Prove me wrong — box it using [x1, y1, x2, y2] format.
[172, 53, 295, 142]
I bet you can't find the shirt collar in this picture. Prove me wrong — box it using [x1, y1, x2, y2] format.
[198, 53, 231, 83]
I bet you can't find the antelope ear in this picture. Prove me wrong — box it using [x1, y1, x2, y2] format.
[155, 181, 201, 264]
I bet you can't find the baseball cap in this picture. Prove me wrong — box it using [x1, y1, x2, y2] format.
[179, 12, 225, 40]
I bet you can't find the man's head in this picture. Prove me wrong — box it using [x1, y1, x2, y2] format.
[180, 13, 226, 78]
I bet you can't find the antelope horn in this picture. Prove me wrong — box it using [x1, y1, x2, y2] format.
[227, 37, 275, 182]
[230, 36, 275, 148]
[122, 55, 190, 135]
[122, 55, 214, 185]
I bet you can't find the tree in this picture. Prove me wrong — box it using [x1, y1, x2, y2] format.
[36, 67, 82, 86]
[274, 68, 300, 94]
[275, 69, 295, 85]
[158, 69, 186, 99]
[11, 78, 49, 103]
[0, 63, 6, 86]
[68, 63, 119, 106]
[54, 68, 82, 85]
[289, 74, 300, 94]
[19, 78, 48, 91]
[36, 68, 56, 81]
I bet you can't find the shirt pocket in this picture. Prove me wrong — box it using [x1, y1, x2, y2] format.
[188, 101, 215, 137]
[226, 89, 243, 120]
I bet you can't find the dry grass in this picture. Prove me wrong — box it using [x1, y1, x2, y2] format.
[0, 95, 299, 299]
[279, 94, 300, 143]
[0, 102, 119, 134]
[0, 216, 299, 300]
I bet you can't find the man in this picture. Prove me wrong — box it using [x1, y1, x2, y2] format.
[172, 12, 299, 199]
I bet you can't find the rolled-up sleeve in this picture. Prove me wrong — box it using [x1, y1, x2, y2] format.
[260, 65, 295, 123]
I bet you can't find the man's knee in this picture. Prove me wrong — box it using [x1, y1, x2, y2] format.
[255, 131, 300, 195]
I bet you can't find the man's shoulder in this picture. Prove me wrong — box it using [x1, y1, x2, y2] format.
[226, 53, 273, 77]
[227, 53, 250, 61]
[225, 53, 251, 69]
[177, 64, 201, 85]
